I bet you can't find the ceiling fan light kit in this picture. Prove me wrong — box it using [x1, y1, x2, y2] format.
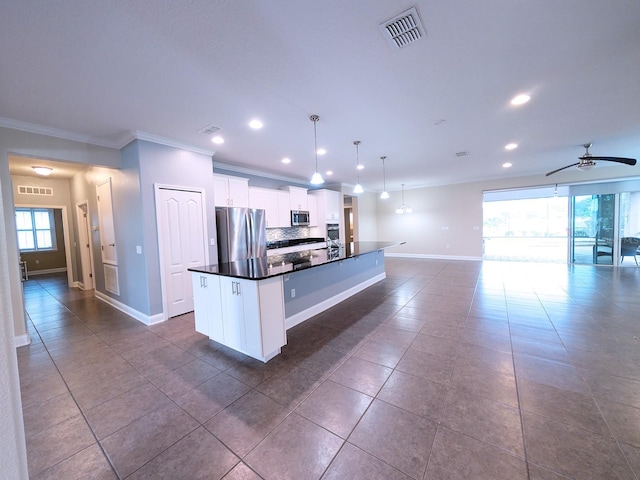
[545, 143, 637, 177]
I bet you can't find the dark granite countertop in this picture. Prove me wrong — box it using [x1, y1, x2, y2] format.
[266, 237, 326, 249]
[189, 241, 405, 280]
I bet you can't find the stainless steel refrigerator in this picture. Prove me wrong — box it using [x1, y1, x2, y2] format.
[215, 207, 267, 263]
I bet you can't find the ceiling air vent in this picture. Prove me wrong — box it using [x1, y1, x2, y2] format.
[380, 7, 426, 49]
[455, 151, 470, 158]
[198, 124, 221, 135]
[18, 185, 53, 196]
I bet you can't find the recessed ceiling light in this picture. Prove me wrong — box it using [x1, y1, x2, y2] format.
[505, 143, 518, 150]
[317, 148, 326, 155]
[510, 94, 530, 106]
[357, 164, 364, 170]
[281, 157, 291, 164]
[248, 119, 263, 129]
[502, 162, 512, 168]
[211, 135, 224, 144]
[32, 166, 52, 176]
[325, 170, 333, 176]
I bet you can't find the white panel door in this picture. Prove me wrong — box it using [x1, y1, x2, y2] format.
[96, 178, 118, 265]
[158, 188, 207, 318]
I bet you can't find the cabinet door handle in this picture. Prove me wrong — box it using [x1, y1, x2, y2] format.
[236, 282, 241, 296]
[231, 281, 236, 295]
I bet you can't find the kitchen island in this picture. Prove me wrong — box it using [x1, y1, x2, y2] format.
[188, 241, 404, 362]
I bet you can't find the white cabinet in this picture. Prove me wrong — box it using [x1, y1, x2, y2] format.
[310, 189, 341, 221]
[192, 273, 223, 342]
[191, 272, 286, 362]
[213, 174, 249, 207]
[218, 277, 262, 357]
[307, 194, 318, 227]
[277, 191, 291, 227]
[249, 187, 291, 228]
[281, 186, 308, 210]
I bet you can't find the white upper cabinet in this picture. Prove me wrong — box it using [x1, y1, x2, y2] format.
[277, 191, 291, 227]
[213, 174, 249, 207]
[310, 189, 341, 222]
[281, 186, 308, 211]
[249, 187, 279, 227]
[307, 193, 318, 227]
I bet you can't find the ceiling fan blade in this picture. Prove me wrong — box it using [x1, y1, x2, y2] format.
[545, 163, 579, 176]
[586, 156, 637, 166]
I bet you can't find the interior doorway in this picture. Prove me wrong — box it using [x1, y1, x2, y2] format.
[14, 203, 74, 286]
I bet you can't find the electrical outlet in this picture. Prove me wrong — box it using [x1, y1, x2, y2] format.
[291, 288, 296, 298]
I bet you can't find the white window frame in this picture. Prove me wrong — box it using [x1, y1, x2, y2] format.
[15, 207, 58, 252]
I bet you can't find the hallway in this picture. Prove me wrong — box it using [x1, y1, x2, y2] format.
[17, 258, 640, 479]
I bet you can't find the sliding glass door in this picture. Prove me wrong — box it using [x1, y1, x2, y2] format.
[571, 194, 615, 265]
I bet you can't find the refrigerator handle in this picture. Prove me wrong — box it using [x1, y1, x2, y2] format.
[247, 212, 254, 258]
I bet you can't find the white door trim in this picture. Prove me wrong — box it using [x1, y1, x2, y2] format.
[75, 200, 95, 290]
[14, 203, 74, 287]
[154, 183, 209, 321]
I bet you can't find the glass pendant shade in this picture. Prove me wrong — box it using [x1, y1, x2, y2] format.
[353, 183, 364, 194]
[310, 171, 324, 185]
[380, 191, 390, 199]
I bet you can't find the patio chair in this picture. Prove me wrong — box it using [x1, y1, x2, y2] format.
[620, 237, 640, 265]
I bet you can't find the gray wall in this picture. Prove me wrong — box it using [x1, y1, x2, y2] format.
[137, 140, 218, 316]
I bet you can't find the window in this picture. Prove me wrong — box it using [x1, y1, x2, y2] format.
[15, 208, 57, 252]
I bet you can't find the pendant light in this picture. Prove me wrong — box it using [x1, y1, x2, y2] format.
[380, 156, 390, 199]
[309, 115, 324, 185]
[353, 140, 364, 194]
[396, 184, 412, 214]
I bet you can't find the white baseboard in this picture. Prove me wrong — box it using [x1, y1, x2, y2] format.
[285, 272, 386, 330]
[27, 267, 68, 276]
[384, 252, 483, 261]
[14, 334, 31, 348]
[95, 291, 165, 326]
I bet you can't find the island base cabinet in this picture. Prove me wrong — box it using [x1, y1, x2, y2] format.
[192, 273, 223, 342]
[192, 273, 286, 362]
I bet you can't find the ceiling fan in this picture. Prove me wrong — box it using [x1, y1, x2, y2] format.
[545, 143, 637, 176]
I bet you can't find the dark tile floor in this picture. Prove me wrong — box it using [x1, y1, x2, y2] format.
[17, 258, 640, 479]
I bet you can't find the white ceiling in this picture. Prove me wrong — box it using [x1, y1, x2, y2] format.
[2, 1, 640, 191]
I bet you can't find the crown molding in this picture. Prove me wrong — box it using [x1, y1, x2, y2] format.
[0, 117, 119, 148]
[128, 131, 216, 157]
[212, 161, 310, 186]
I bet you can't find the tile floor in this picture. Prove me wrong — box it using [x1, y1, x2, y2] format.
[17, 258, 640, 479]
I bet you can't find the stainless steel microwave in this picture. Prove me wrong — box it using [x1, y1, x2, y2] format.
[291, 210, 310, 226]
